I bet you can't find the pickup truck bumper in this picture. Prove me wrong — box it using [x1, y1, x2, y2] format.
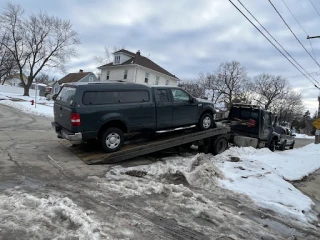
[51, 122, 83, 142]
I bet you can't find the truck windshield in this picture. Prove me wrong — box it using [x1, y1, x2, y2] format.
[56, 86, 76, 105]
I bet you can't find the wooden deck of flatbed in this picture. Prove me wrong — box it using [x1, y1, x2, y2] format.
[59, 127, 231, 164]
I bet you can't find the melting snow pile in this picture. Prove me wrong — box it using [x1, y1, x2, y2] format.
[0, 100, 54, 118]
[0, 190, 105, 240]
[105, 144, 320, 224]
[294, 133, 315, 139]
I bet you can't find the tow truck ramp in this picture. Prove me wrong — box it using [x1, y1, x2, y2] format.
[59, 127, 231, 165]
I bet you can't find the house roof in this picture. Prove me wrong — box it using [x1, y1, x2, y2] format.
[58, 72, 92, 84]
[98, 49, 179, 79]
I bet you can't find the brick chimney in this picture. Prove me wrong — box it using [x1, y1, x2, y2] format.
[79, 69, 83, 73]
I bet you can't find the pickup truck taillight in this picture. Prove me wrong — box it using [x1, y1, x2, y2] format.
[71, 113, 81, 126]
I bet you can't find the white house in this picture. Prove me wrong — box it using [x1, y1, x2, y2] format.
[4, 73, 28, 87]
[97, 49, 179, 86]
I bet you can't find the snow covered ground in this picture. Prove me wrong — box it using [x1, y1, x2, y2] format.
[103, 144, 320, 225]
[0, 189, 107, 240]
[295, 133, 315, 139]
[0, 91, 54, 118]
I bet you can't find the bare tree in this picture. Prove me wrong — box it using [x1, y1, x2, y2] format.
[0, 34, 17, 84]
[214, 61, 250, 109]
[252, 74, 288, 110]
[35, 72, 49, 83]
[0, 3, 80, 95]
[273, 90, 304, 124]
[178, 78, 204, 98]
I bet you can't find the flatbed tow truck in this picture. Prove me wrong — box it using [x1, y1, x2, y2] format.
[59, 104, 279, 165]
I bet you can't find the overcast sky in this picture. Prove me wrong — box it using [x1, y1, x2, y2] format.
[1, 0, 320, 113]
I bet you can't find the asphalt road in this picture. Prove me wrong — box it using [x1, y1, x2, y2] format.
[294, 138, 315, 149]
[0, 103, 319, 240]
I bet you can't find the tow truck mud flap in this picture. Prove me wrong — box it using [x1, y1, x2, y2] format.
[59, 127, 231, 165]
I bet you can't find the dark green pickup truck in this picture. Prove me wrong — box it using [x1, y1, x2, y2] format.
[52, 82, 216, 152]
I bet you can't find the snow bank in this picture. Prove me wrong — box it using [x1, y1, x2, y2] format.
[294, 133, 314, 139]
[0, 190, 106, 239]
[104, 144, 320, 224]
[214, 146, 319, 223]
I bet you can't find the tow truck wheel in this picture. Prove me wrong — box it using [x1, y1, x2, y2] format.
[280, 140, 286, 151]
[101, 127, 124, 153]
[269, 139, 276, 152]
[198, 113, 213, 130]
[289, 140, 295, 149]
[212, 136, 228, 155]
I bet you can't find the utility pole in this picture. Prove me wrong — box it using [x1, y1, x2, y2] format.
[306, 36, 320, 143]
[315, 94, 320, 144]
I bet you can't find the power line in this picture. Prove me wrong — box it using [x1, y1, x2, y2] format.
[310, 0, 320, 19]
[228, 0, 320, 90]
[287, 71, 320, 79]
[237, 0, 319, 85]
[268, 0, 320, 72]
[281, 0, 318, 65]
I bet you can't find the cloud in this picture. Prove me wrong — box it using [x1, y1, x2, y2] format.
[1, 0, 320, 113]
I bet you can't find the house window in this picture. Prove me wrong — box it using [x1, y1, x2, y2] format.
[165, 79, 169, 85]
[114, 55, 120, 64]
[124, 69, 128, 80]
[145, 73, 149, 83]
[89, 77, 93, 82]
[106, 71, 110, 80]
[155, 76, 159, 85]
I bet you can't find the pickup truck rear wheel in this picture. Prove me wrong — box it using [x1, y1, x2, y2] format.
[101, 127, 124, 153]
[198, 113, 213, 131]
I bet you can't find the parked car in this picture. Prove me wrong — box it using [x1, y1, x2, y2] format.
[51, 82, 216, 152]
[274, 126, 295, 150]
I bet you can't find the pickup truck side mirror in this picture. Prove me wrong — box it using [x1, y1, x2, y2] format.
[190, 97, 195, 103]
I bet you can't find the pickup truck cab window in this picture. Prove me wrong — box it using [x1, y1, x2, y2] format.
[171, 89, 190, 102]
[156, 89, 170, 102]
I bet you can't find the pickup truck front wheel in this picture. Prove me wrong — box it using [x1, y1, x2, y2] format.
[198, 113, 213, 131]
[101, 127, 124, 153]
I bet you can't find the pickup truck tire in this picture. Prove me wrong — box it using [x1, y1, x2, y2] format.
[101, 127, 124, 153]
[289, 140, 295, 149]
[198, 113, 213, 131]
[212, 136, 228, 155]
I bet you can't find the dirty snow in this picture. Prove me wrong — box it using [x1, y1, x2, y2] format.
[103, 144, 320, 224]
[0, 189, 107, 239]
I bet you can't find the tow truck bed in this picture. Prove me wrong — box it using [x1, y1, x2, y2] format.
[59, 127, 231, 164]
